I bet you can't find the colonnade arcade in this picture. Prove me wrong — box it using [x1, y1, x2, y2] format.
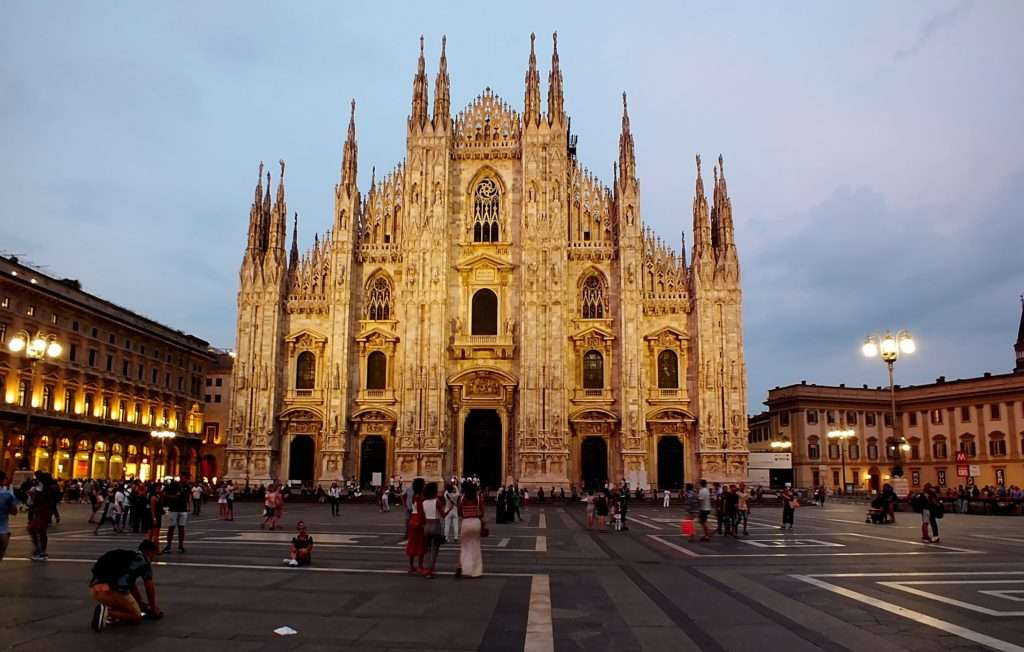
[0, 423, 201, 481]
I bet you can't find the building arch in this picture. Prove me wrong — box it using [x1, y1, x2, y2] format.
[366, 351, 387, 390]
[471, 288, 499, 335]
[465, 167, 507, 243]
[657, 349, 679, 388]
[364, 272, 393, 321]
[578, 269, 609, 319]
[295, 351, 316, 390]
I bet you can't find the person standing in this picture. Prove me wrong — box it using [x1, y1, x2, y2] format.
[736, 483, 751, 536]
[918, 484, 942, 543]
[404, 478, 426, 575]
[328, 482, 341, 517]
[456, 481, 484, 578]
[216, 483, 228, 520]
[225, 481, 235, 521]
[191, 484, 203, 516]
[781, 486, 797, 530]
[147, 484, 163, 548]
[421, 483, 446, 578]
[662, 488, 671, 508]
[697, 479, 713, 542]
[618, 484, 630, 531]
[0, 471, 19, 560]
[584, 491, 596, 529]
[683, 483, 699, 542]
[722, 485, 739, 536]
[27, 472, 58, 561]
[443, 483, 460, 543]
[162, 480, 188, 553]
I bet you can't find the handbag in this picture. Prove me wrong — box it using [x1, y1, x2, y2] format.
[681, 519, 695, 536]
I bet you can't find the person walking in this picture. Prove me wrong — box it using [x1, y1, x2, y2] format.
[89, 540, 163, 631]
[404, 478, 426, 575]
[162, 480, 188, 553]
[191, 484, 203, 516]
[328, 482, 341, 517]
[0, 471, 19, 560]
[781, 485, 797, 530]
[262, 484, 279, 530]
[736, 483, 751, 536]
[917, 484, 942, 543]
[225, 481, 235, 521]
[456, 481, 485, 578]
[421, 483, 446, 578]
[697, 479, 713, 541]
[683, 483, 699, 542]
[722, 485, 739, 536]
[93, 489, 121, 535]
[147, 484, 163, 548]
[584, 491, 596, 529]
[27, 472, 58, 560]
[443, 483, 460, 543]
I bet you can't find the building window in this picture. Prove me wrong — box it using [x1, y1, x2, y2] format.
[807, 437, 820, 460]
[215, 378, 222, 387]
[71, 320, 79, 331]
[108, 334, 115, 344]
[583, 350, 604, 389]
[847, 411, 857, 425]
[27, 305, 35, 317]
[930, 409, 943, 425]
[471, 289, 498, 335]
[88, 349, 97, 367]
[959, 435, 977, 458]
[580, 275, 607, 319]
[18, 380, 30, 407]
[961, 406, 971, 422]
[204, 394, 212, 403]
[164, 373, 170, 388]
[84, 393, 94, 417]
[205, 378, 212, 387]
[295, 351, 316, 390]
[118, 400, 126, 422]
[828, 443, 840, 460]
[214, 394, 221, 403]
[657, 350, 678, 389]
[806, 411, 818, 425]
[1, 297, 7, 309]
[779, 411, 790, 427]
[884, 413, 893, 427]
[102, 397, 111, 419]
[908, 412, 918, 427]
[152, 369, 158, 384]
[366, 276, 392, 321]
[64, 390, 73, 414]
[867, 438, 879, 460]
[133, 403, 141, 423]
[50, 313, 58, 325]
[366, 351, 387, 390]
[472, 177, 500, 242]
[42, 385, 53, 410]
[932, 438, 948, 459]
[137, 364, 143, 380]
[865, 412, 876, 426]
[148, 407, 155, 426]
[908, 438, 921, 460]
[990, 404, 1001, 419]
[989, 436, 1007, 457]
[91, 327, 98, 338]
[0, 323, 5, 345]
[122, 360, 129, 376]
[826, 410, 836, 425]
[848, 442, 860, 459]
[105, 355, 113, 372]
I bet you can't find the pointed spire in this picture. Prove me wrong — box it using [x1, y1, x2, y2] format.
[260, 169, 272, 252]
[692, 154, 711, 260]
[289, 212, 299, 269]
[1015, 293, 1024, 373]
[618, 92, 636, 183]
[524, 32, 541, 127]
[246, 162, 266, 254]
[340, 99, 358, 191]
[712, 154, 735, 253]
[268, 160, 287, 253]
[410, 35, 429, 129]
[680, 231, 688, 268]
[547, 32, 564, 125]
[433, 36, 450, 129]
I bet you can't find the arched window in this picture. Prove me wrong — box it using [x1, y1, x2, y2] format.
[295, 351, 316, 390]
[932, 436, 948, 459]
[848, 441, 860, 460]
[472, 178, 500, 242]
[366, 276, 392, 321]
[583, 350, 604, 389]
[807, 436, 820, 460]
[366, 351, 387, 390]
[988, 432, 1007, 457]
[908, 437, 921, 460]
[657, 350, 679, 389]
[471, 289, 498, 335]
[867, 438, 879, 460]
[581, 275, 606, 319]
[959, 434, 977, 457]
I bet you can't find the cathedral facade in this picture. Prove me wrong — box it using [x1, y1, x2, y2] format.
[225, 34, 749, 490]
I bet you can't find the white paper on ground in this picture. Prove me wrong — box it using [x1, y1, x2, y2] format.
[273, 626, 298, 636]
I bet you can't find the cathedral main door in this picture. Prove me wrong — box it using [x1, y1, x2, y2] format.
[581, 437, 608, 490]
[657, 437, 684, 490]
[359, 436, 386, 488]
[463, 409, 502, 489]
[288, 435, 315, 484]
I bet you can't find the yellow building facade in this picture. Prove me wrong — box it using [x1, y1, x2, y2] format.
[227, 35, 749, 490]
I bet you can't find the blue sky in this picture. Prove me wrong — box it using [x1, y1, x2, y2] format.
[2, 1, 1022, 410]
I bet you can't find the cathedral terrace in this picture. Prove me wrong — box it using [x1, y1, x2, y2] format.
[226, 34, 748, 490]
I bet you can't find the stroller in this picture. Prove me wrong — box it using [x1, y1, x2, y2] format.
[865, 495, 886, 524]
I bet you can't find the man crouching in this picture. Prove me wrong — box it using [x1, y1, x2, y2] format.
[90, 539, 163, 631]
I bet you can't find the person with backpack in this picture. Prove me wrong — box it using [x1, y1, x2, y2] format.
[89, 539, 163, 631]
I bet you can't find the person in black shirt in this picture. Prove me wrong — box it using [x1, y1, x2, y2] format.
[90, 540, 162, 631]
[284, 520, 314, 566]
[162, 481, 190, 553]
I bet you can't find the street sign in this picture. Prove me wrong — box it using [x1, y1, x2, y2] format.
[955, 451, 968, 464]
[957, 465, 969, 477]
[969, 465, 981, 478]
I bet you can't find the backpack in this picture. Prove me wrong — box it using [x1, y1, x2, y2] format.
[911, 493, 927, 513]
[91, 549, 138, 583]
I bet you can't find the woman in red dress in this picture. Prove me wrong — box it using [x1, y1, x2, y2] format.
[404, 478, 426, 574]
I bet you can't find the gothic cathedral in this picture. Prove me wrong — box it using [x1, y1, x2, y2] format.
[226, 34, 748, 491]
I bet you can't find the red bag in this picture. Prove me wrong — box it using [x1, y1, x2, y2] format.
[681, 519, 695, 536]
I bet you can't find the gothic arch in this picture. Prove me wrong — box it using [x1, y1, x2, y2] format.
[364, 270, 394, 321]
[578, 268, 609, 319]
[465, 166, 507, 243]
[280, 406, 325, 421]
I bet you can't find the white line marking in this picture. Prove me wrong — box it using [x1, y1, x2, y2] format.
[971, 534, 1024, 545]
[538, 511, 546, 530]
[810, 571, 1024, 578]
[498, 537, 511, 548]
[793, 574, 1024, 652]
[535, 536, 547, 552]
[524, 574, 554, 652]
[841, 532, 978, 553]
[647, 535, 700, 557]
[626, 514, 664, 530]
[879, 580, 1024, 616]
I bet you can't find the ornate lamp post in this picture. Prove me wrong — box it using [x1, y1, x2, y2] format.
[8, 331, 63, 469]
[770, 440, 792, 451]
[861, 330, 915, 478]
[151, 430, 176, 480]
[827, 428, 855, 494]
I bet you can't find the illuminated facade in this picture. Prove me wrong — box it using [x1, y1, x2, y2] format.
[0, 256, 212, 481]
[228, 35, 748, 490]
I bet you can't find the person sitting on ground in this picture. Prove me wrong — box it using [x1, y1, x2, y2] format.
[89, 539, 163, 632]
[284, 520, 314, 567]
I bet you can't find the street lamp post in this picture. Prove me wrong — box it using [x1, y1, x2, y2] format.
[151, 430, 176, 480]
[861, 330, 915, 478]
[827, 428, 855, 494]
[8, 331, 63, 469]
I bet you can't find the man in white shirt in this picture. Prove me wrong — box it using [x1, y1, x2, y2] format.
[662, 489, 671, 508]
[113, 486, 127, 531]
[191, 484, 204, 516]
[697, 479, 713, 541]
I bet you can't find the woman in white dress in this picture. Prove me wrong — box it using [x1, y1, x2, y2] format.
[456, 481, 485, 578]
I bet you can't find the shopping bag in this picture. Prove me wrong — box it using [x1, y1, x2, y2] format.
[681, 519, 695, 537]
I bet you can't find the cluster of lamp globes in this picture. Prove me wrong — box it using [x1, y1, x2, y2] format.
[861, 330, 916, 361]
[7, 333, 62, 360]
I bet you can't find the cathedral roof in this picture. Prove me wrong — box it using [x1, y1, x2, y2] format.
[453, 88, 521, 159]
